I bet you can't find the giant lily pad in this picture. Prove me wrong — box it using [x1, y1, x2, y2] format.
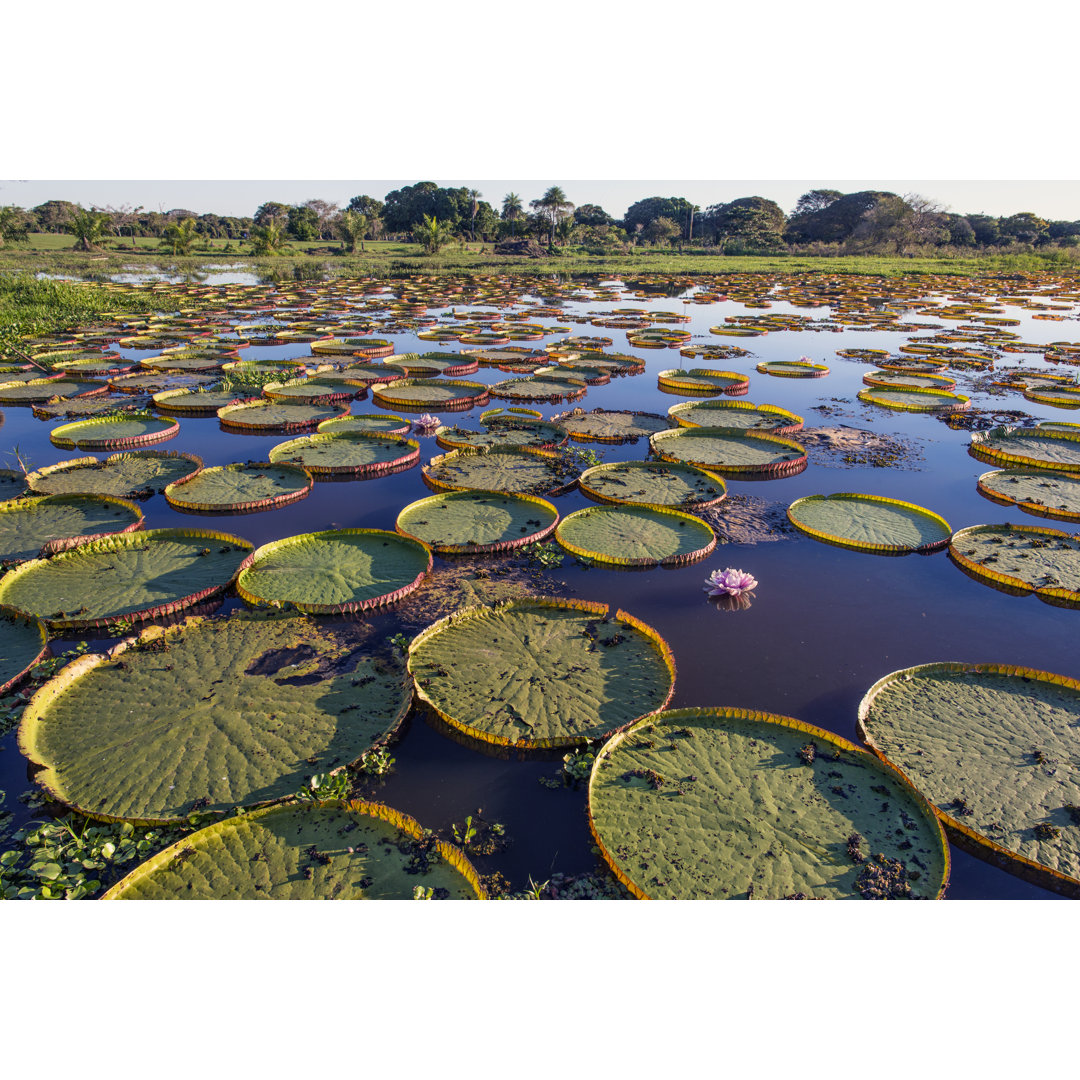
[553, 409, 672, 444]
[488, 375, 588, 403]
[434, 418, 566, 452]
[667, 399, 803, 434]
[102, 801, 484, 899]
[0, 606, 49, 695]
[25, 451, 203, 498]
[317, 413, 410, 436]
[407, 599, 676, 751]
[948, 523, 1080, 606]
[588, 707, 949, 900]
[396, 491, 559, 554]
[50, 413, 180, 450]
[857, 387, 970, 413]
[862, 370, 956, 391]
[969, 427, 1080, 472]
[262, 376, 368, 404]
[578, 460, 726, 509]
[657, 368, 750, 396]
[555, 505, 716, 567]
[977, 469, 1080, 522]
[0, 528, 254, 630]
[756, 359, 829, 378]
[237, 530, 432, 614]
[165, 462, 313, 514]
[18, 613, 412, 824]
[423, 447, 579, 496]
[372, 379, 490, 411]
[0, 378, 106, 404]
[0, 493, 144, 565]
[268, 432, 419, 477]
[152, 387, 243, 415]
[218, 400, 349, 433]
[858, 662, 1080, 896]
[787, 493, 952, 554]
[650, 427, 808, 477]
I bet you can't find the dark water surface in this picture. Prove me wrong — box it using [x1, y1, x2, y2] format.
[3, 276, 1078, 899]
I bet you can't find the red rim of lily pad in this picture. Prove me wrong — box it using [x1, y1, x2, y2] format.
[49, 413, 181, 451]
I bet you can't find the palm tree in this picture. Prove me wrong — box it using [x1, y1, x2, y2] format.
[249, 220, 288, 255]
[412, 214, 455, 254]
[163, 217, 198, 255]
[502, 192, 523, 237]
[467, 189, 481, 240]
[530, 186, 574, 246]
[67, 208, 109, 252]
[337, 210, 368, 254]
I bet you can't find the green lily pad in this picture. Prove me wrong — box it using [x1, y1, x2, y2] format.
[862, 370, 956, 391]
[372, 379, 490, 411]
[857, 387, 970, 413]
[977, 470, 1080, 522]
[102, 801, 484, 899]
[578, 460, 726, 509]
[553, 409, 672, 443]
[787, 493, 952, 554]
[0, 379, 105, 404]
[667, 399, 803, 433]
[423, 447, 579, 496]
[396, 491, 559, 554]
[434, 419, 567, 452]
[268, 432, 419, 477]
[948, 523, 1080, 606]
[488, 375, 588, 403]
[218, 400, 349, 432]
[555, 505, 716, 567]
[390, 352, 480, 377]
[32, 396, 144, 421]
[50, 413, 180, 450]
[0, 606, 49, 695]
[657, 368, 750, 396]
[152, 388, 243, 415]
[0, 528, 254, 630]
[589, 707, 948, 899]
[25, 451, 203, 498]
[110, 372, 217, 395]
[408, 598, 676, 750]
[970, 427, 1080, 472]
[263, 376, 368, 403]
[756, 360, 829, 378]
[237, 529, 432, 614]
[165, 462, 313, 513]
[0, 468, 26, 499]
[858, 662, 1080, 896]
[0, 493, 144, 565]
[650, 427, 808, 477]
[1025, 386, 1080, 409]
[317, 413, 411, 436]
[18, 613, 412, 824]
[140, 353, 228, 373]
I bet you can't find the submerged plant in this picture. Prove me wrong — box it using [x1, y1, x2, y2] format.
[703, 567, 758, 597]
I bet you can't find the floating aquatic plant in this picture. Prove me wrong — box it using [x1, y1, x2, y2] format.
[703, 567, 758, 597]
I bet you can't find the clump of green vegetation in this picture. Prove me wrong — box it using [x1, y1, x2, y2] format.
[562, 747, 596, 784]
[295, 772, 350, 802]
[359, 746, 395, 776]
[520, 542, 564, 568]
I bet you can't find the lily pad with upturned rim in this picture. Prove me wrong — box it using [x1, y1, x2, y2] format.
[218, 399, 349, 433]
[25, 451, 203, 498]
[152, 388, 244, 415]
[316, 413, 411, 436]
[0, 606, 49, 696]
[396, 491, 559, 554]
[164, 462, 313, 514]
[657, 368, 750, 397]
[858, 662, 1080, 896]
[857, 387, 970, 413]
[0, 493, 145, 565]
[17, 613, 413, 825]
[50, 413, 180, 450]
[588, 707, 949, 900]
[786, 493, 952, 555]
[422, 447, 580, 497]
[267, 432, 420, 478]
[756, 360, 829, 378]
[976, 469, 1080, 522]
[578, 460, 726, 510]
[407, 598, 676, 751]
[969, 427, 1080, 472]
[667, 399, 803, 434]
[102, 801, 484, 899]
[553, 409, 673, 444]
[0, 528, 254, 630]
[555, 505, 716, 567]
[649, 427, 808, 477]
[372, 378, 490, 411]
[237, 529, 432, 614]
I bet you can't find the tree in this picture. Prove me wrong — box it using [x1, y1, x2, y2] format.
[0, 206, 31, 248]
[249, 220, 288, 255]
[412, 214, 455, 254]
[101, 203, 143, 249]
[286, 204, 320, 241]
[347, 195, 384, 238]
[944, 214, 976, 247]
[530, 186, 575, 246]
[791, 189, 843, 217]
[687, 204, 700, 243]
[502, 192, 524, 236]
[1000, 212, 1049, 246]
[66, 207, 110, 251]
[574, 203, 614, 228]
[641, 216, 681, 246]
[705, 197, 786, 250]
[623, 196, 695, 239]
[162, 216, 198, 255]
[383, 182, 470, 235]
[304, 199, 340, 240]
[466, 188, 482, 240]
[337, 210, 368, 254]
[966, 214, 1001, 247]
[253, 201, 289, 228]
[33, 200, 80, 232]
[784, 191, 900, 244]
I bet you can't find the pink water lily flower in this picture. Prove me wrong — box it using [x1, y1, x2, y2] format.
[412, 414, 440, 433]
[703, 567, 758, 597]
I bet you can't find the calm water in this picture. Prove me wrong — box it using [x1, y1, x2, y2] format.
[3, 274, 1077, 899]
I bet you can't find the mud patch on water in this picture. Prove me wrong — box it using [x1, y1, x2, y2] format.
[699, 494, 796, 544]
[797, 425, 924, 470]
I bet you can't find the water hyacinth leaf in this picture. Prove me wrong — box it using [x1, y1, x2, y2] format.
[422, 447, 580, 496]
[18, 613, 412, 824]
[102, 801, 484, 899]
[0, 493, 144, 565]
[553, 409, 673, 444]
[554, 505, 716, 567]
[858, 662, 1080, 896]
[0, 606, 49, 695]
[948, 523, 1080, 606]
[578, 460, 726, 509]
[969, 427, 1080, 472]
[267, 432, 419, 478]
[786, 493, 952, 555]
[667, 398, 803, 434]
[408, 599, 675, 751]
[237, 529, 432, 614]
[0, 528, 254, 630]
[396, 491, 559, 554]
[588, 707, 948, 899]
[164, 462, 313, 514]
[976, 470, 1080, 522]
[50, 413, 180, 450]
[25, 451, 203, 498]
[650, 427, 807, 477]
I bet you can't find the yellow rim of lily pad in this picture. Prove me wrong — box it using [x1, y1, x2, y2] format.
[787, 493, 952, 555]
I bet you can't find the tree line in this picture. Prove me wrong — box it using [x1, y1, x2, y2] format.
[2, 185, 1078, 257]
